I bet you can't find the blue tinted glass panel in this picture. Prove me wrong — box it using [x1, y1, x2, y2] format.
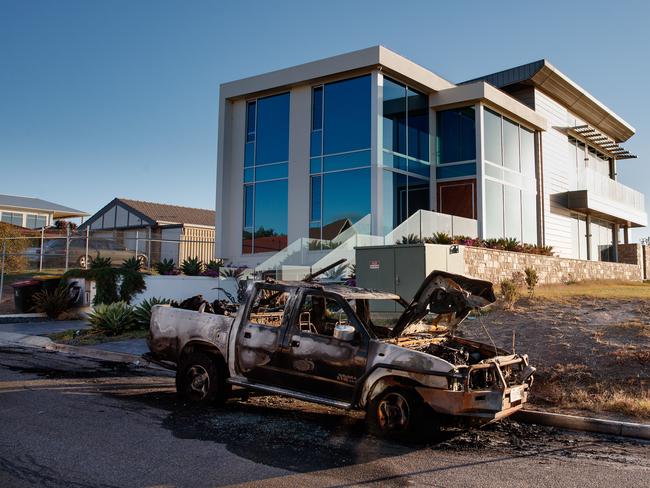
[322, 168, 370, 239]
[310, 157, 321, 174]
[243, 185, 254, 228]
[383, 78, 406, 154]
[382, 151, 407, 171]
[310, 176, 321, 222]
[408, 175, 430, 219]
[323, 149, 371, 172]
[485, 180, 504, 239]
[246, 101, 256, 138]
[255, 163, 288, 181]
[520, 127, 535, 176]
[382, 170, 408, 234]
[312, 87, 323, 131]
[436, 162, 476, 179]
[244, 168, 254, 183]
[408, 159, 430, 177]
[484, 108, 502, 165]
[309, 222, 321, 240]
[407, 88, 429, 161]
[256, 93, 290, 165]
[310, 131, 322, 157]
[323, 76, 371, 154]
[244, 142, 255, 167]
[254, 179, 288, 253]
[436, 107, 475, 164]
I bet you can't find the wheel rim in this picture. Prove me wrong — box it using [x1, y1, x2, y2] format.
[185, 365, 210, 401]
[376, 392, 410, 432]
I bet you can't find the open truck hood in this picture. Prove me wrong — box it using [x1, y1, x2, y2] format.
[391, 270, 496, 338]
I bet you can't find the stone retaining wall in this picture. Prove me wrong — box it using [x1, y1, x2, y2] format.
[463, 246, 643, 284]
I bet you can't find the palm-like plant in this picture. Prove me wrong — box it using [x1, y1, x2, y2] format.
[133, 297, 172, 329]
[87, 302, 136, 335]
[181, 257, 204, 276]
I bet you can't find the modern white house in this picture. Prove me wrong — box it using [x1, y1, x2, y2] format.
[0, 194, 88, 229]
[215, 46, 646, 268]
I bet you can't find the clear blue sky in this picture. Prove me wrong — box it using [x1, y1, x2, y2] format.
[2, 0, 649, 240]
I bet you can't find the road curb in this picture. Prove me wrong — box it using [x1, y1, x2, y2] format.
[513, 410, 650, 440]
[0, 331, 154, 368]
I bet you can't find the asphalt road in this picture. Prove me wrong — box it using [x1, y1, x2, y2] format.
[0, 347, 648, 488]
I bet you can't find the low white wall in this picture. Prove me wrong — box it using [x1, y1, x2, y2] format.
[133, 275, 239, 305]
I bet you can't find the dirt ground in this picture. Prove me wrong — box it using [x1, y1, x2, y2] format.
[462, 294, 650, 420]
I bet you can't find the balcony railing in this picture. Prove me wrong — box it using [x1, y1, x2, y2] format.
[581, 166, 645, 214]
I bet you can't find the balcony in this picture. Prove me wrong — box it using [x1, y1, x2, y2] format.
[565, 166, 647, 227]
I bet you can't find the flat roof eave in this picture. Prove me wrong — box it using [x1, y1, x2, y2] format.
[219, 46, 455, 100]
[430, 82, 548, 131]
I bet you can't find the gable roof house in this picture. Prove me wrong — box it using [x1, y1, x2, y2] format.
[79, 198, 216, 265]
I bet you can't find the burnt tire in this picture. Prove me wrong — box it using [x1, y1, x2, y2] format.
[176, 351, 230, 406]
[367, 387, 426, 439]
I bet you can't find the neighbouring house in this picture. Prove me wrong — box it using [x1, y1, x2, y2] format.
[79, 198, 216, 265]
[0, 194, 88, 229]
[215, 46, 647, 269]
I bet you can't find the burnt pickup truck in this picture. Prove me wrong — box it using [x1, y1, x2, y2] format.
[147, 270, 535, 436]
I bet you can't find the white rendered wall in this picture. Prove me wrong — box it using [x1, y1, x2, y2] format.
[133, 275, 238, 306]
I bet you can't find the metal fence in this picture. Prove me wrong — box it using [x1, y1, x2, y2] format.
[0, 227, 216, 303]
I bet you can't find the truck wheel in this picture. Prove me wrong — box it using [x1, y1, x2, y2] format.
[176, 351, 229, 406]
[367, 387, 424, 439]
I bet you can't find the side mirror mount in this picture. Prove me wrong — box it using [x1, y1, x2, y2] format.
[333, 324, 355, 342]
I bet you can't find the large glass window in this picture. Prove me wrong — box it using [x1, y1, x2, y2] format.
[484, 109, 502, 165]
[1, 212, 23, 227]
[485, 180, 504, 240]
[242, 92, 290, 254]
[436, 107, 476, 164]
[310, 76, 372, 244]
[483, 108, 537, 244]
[322, 76, 371, 155]
[322, 169, 370, 235]
[382, 77, 430, 232]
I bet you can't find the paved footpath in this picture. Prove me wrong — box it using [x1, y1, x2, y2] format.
[0, 347, 648, 488]
[0, 319, 147, 356]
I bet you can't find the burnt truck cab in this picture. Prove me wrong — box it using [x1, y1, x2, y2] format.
[148, 270, 535, 436]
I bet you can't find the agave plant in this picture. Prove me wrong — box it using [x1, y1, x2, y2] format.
[323, 264, 349, 281]
[202, 259, 222, 277]
[502, 237, 521, 252]
[90, 256, 112, 269]
[121, 256, 143, 272]
[31, 285, 72, 319]
[181, 257, 204, 276]
[133, 297, 172, 329]
[154, 258, 177, 275]
[87, 302, 136, 336]
[220, 266, 247, 279]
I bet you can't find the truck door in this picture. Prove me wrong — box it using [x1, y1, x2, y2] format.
[278, 290, 370, 403]
[234, 284, 295, 385]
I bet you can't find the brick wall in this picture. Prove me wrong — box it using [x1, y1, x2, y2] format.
[463, 246, 643, 284]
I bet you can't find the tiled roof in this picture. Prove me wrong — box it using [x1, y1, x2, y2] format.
[119, 198, 215, 227]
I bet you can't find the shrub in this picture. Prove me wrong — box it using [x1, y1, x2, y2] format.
[202, 259, 222, 277]
[87, 302, 136, 336]
[430, 232, 453, 244]
[524, 267, 539, 298]
[133, 297, 172, 330]
[398, 234, 422, 245]
[88, 257, 119, 305]
[0, 223, 28, 272]
[181, 256, 203, 276]
[31, 285, 72, 319]
[154, 258, 178, 275]
[500, 278, 519, 309]
[119, 265, 146, 304]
